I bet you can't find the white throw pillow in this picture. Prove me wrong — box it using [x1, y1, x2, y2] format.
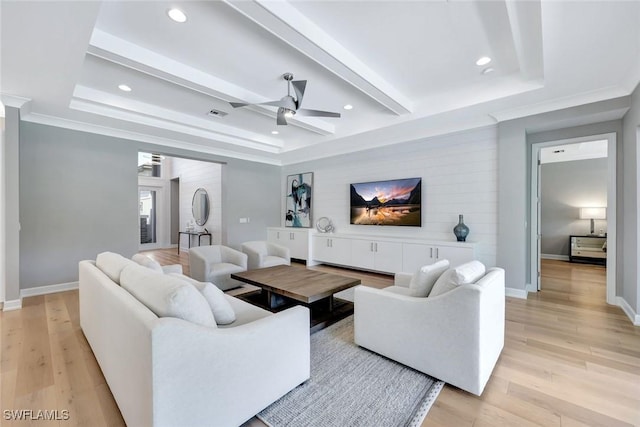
[120, 264, 216, 328]
[170, 274, 236, 325]
[131, 253, 164, 273]
[96, 252, 137, 285]
[408, 260, 450, 297]
[429, 260, 486, 297]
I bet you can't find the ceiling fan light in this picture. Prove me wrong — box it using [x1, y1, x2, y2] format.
[284, 109, 295, 118]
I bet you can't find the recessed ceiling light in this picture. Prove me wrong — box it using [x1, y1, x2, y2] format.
[167, 8, 187, 23]
[271, 131, 279, 135]
[476, 56, 492, 66]
[481, 67, 495, 75]
[118, 84, 132, 92]
[343, 104, 353, 110]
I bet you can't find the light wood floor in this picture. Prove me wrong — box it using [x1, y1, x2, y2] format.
[2, 252, 639, 426]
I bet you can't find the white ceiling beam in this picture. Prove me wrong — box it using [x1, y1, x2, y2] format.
[504, 0, 544, 82]
[223, 0, 413, 115]
[20, 111, 281, 166]
[71, 86, 282, 153]
[88, 29, 334, 136]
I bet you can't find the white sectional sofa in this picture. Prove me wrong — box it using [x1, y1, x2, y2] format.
[79, 252, 310, 427]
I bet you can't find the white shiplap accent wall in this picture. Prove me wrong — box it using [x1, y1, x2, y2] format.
[281, 126, 498, 267]
[169, 158, 222, 250]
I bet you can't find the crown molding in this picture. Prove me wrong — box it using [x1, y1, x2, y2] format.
[0, 94, 31, 110]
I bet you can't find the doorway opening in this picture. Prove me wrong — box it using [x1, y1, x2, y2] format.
[530, 133, 616, 304]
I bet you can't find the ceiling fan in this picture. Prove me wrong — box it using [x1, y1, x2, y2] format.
[229, 73, 341, 126]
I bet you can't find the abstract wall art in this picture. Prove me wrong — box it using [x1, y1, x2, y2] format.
[286, 172, 313, 227]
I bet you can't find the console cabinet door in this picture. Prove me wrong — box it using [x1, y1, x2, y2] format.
[373, 241, 403, 273]
[434, 245, 474, 267]
[267, 229, 282, 244]
[351, 240, 376, 270]
[288, 230, 308, 260]
[312, 236, 351, 265]
[313, 236, 332, 262]
[403, 243, 435, 272]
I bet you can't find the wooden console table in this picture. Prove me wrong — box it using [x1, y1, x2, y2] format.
[178, 231, 212, 254]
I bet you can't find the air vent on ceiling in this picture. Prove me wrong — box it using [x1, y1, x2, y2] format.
[207, 108, 228, 118]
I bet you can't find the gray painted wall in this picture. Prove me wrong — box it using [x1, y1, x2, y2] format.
[5, 108, 21, 300]
[18, 122, 280, 289]
[540, 158, 608, 256]
[19, 123, 139, 288]
[497, 96, 628, 295]
[622, 84, 639, 313]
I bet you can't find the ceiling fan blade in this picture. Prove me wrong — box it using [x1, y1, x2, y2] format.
[276, 107, 288, 125]
[297, 108, 341, 118]
[229, 102, 250, 108]
[258, 100, 291, 108]
[291, 80, 307, 109]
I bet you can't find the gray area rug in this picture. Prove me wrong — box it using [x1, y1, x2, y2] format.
[258, 316, 444, 427]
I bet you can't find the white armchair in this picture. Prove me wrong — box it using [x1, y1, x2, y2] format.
[189, 245, 248, 291]
[354, 266, 505, 396]
[241, 241, 291, 270]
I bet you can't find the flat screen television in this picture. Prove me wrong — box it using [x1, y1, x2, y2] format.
[350, 177, 422, 226]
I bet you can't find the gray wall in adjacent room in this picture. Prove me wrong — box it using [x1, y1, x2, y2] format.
[18, 122, 281, 289]
[540, 158, 608, 256]
[19, 123, 139, 288]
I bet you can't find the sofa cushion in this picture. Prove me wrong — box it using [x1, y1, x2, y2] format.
[131, 253, 164, 273]
[120, 264, 216, 328]
[408, 260, 450, 297]
[429, 260, 486, 297]
[170, 274, 236, 325]
[96, 252, 137, 285]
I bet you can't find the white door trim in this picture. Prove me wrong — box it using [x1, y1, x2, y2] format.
[530, 132, 616, 305]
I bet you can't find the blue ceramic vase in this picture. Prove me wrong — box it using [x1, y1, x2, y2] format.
[453, 214, 469, 242]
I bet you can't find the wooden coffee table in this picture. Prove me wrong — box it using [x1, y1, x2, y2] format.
[231, 265, 361, 332]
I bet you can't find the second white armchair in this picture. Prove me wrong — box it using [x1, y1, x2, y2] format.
[241, 241, 291, 270]
[189, 245, 248, 291]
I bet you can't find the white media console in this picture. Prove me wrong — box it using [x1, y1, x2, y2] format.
[267, 227, 476, 275]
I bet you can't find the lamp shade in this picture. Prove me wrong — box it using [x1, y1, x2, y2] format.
[579, 207, 606, 220]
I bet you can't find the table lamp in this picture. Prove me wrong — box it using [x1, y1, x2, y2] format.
[579, 207, 606, 236]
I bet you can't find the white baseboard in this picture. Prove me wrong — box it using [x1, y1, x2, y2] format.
[505, 287, 528, 299]
[3, 299, 22, 311]
[616, 296, 640, 326]
[541, 253, 570, 261]
[20, 281, 79, 298]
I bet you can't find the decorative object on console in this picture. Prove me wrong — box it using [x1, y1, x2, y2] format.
[192, 188, 210, 226]
[316, 216, 334, 233]
[286, 172, 313, 228]
[453, 214, 469, 242]
[579, 207, 606, 236]
[350, 177, 421, 226]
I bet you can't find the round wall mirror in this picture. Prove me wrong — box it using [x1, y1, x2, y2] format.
[192, 188, 210, 226]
